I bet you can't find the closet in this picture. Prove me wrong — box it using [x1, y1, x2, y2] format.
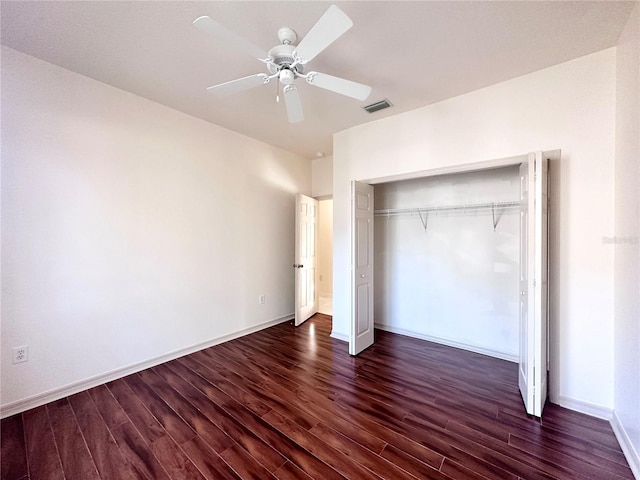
[373, 166, 521, 362]
[351, 151, 552, 416]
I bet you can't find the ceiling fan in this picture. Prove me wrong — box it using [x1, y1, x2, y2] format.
[193, 5, 372, 123]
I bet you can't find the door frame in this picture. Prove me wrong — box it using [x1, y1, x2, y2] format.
[348, 151, 558, 408]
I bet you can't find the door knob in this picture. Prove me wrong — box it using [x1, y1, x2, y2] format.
[298, 264, 304, 268]
[521, 291, 526, 295]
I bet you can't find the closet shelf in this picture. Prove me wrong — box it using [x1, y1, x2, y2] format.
[374, 200, 520, 231]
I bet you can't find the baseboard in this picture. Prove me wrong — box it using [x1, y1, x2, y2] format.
[330, 330, 348, 342]
[611, 411, 640, 479]
[374, 323, 518, 363]
[556, 395, 613, 420]
[0, 314, 293, 419]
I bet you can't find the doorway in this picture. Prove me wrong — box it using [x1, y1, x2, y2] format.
[294, 195, 333, 326]
[318, 199, 333, 315]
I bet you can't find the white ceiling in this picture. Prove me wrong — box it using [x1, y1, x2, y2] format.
[1, 1, 634, 159]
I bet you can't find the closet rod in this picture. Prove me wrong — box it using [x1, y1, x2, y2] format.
[374, 200, 519, 217]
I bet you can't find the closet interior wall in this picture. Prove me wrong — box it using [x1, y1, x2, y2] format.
[374, 165, 520, 361]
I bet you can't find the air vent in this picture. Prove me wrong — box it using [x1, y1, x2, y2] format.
[363, 99, 392, 114]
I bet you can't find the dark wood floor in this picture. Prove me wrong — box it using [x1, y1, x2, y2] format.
[1, 314, 634, 480]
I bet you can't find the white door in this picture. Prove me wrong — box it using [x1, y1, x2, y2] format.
[518, 151, 549, 417]
[349, 181, 374, 355]
[294, 194, 319, 326]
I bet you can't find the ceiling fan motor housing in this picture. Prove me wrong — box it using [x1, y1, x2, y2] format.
[267, 43, 304, 75]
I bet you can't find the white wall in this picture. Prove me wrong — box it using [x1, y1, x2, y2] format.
[318, 199, 333, 297]
[374, 167, 520, 361]
[333, 49, 616, 412]
[613, 3, 640, 476]
[1, 47, 311, 413]
[312, 156, 333, 198]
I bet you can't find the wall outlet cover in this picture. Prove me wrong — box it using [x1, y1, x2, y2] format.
[12, 345, 29, 364]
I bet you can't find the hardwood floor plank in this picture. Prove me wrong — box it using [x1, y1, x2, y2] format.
[123, 373, 196, 444]
[188, 340, 394, 458]
[540, 408, 624, 451]
[182, 354, 317, 431]
[219, 443, 279, 480]
[88, 384, 130, 429]
[22, 406, 65, 480]
[262, 409, 382, 479]
[440, 457, 502, 480]
[274, 461, 315, 480]
[444, 416, 511, 444]
[155, 360, 288, 473]
[3, 314, 632, 480]
[68, 390, 140, 480]
[107, 378, 167, 445]
[217, 397, 347, 480]
[206, 353, 397, 469]
[110, 421, 170, 480]
[138, 367, 235, 454]
[181, 436, 241, 480]
[378, 444, 449, 480]
[46, 398, 101, 480]
[149, 434, 206, 480]
[308, 422, 428, 480]
[179, 354, 272, 417]
[510, 418, 629, 466]
[1, 414, 28, 480]
[404, 410, 587, 480]
[178, 348, 408, 476]
[508, 433, 635, 479]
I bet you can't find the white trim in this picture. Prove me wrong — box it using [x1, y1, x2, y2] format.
[330, 330, 349, 342]
[375, 323, 518, 363]
[0, 314, 293, 419]
[556, 395, 613, 420]
[611, 411, 640, 479]
[363, 153, 529, 185]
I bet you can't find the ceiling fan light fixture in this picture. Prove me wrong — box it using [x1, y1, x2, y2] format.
[279, 69, 295, 85]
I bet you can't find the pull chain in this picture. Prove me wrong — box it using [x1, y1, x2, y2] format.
[276, 76, 280, 103]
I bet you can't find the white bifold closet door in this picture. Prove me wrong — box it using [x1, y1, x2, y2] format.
[349, 181, 374, 355]
[348, 152, 551, 418]
[294, 194, 318, 326]
[518, 151, 549, 417]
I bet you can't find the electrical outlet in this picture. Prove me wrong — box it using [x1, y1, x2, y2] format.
[12, 345, 29, 364]
[259, 294, 265, 305]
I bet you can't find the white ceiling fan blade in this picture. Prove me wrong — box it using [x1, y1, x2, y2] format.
[294, 5, 353, 63]
[207, 74, 269, 96]
[306, 72, 372, 101]
[283, 85, 304, 123]
[194, 16, 268, 60]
